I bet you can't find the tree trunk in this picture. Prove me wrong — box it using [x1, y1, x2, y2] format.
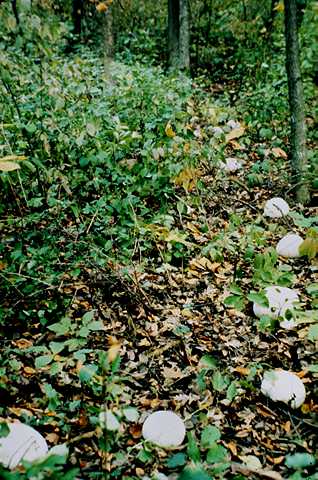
[103, 6, 114, 79]
[284, 0, 309, 203]
[168, 0, 180, 69]
[179, 0, 190, 70]
[72, 0, 83, 35]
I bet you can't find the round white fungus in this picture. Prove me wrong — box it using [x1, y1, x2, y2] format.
[142, 410, 186, 448]
[276, 233, 303, 258]
[264, 197, 289, 218]
[253, 286, 299, 325]
[261, 370, 306, 409]
[220, 158, 242, 172]
[0, 423, 48, 469]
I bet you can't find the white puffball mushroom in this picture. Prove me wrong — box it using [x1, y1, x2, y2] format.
[261, 370, 306, 409]
[264, 197, 289, 218]
[0, 423, 48, 469]
[220, 158, 242, 172]
[253, 286, 299, 325]
[142, 411, 186, 448]
[276, 233, 303, 258]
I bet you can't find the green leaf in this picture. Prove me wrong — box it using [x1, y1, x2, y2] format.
[187, 431, 201, 462]
[308, 324, 318, 342]
[223, 295, 245, 310]
[178, 466, 212, 480]
[212, 371, 229, 392]
[206, 444, 228, 463]
[199, 355, 217, 369]
[87, 320, 105, 331]
[306, 283, 318, 296]
[247, 292, 269, 307]
[49, 341, 65, 355]
[35, 354, 53, 368]
[200, 426, 221, 448]
[136, 448, 153, 464]
[82, 311, 95, 324]
[229, 284, 243, 295]
[0, 422, 10, 438]
[79, 364, 98, 382]
[166, 452, 187, 468]
[226, 381, 238, 402]
[285, 453, 316, 469]
[47, 318, 71, 336]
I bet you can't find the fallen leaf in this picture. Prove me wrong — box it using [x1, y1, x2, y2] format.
[225, 126, 245, 142]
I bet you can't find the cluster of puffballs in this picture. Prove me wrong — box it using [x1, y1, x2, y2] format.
[254, 197, 306, 410]
[0, 198, 307, 471]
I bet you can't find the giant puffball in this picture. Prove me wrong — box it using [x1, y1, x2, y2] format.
[0, 423, 48, 469]
[276, 233, 303, 258]
[253, 286, 299, 327]
[261, 370, 306, 409]
[142, 411, 186, 448]
[264, 197, 289, 218]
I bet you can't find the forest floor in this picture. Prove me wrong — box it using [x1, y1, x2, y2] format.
[0, 50, 318, 480]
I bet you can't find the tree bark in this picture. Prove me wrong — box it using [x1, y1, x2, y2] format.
[168, 0, 180, 69]
[284, 0, 309, 203]
[179, 0, 190, 70]
[72, 0, 83, 35]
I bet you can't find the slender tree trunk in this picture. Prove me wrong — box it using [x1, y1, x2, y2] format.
[179, 0, 190, 70]
[72, 0, 83, 35]
[284, 0, 309, 203]
[168, 0, 180, 69]
[103, 6, 114, 78]
[11, 0, 20, 25]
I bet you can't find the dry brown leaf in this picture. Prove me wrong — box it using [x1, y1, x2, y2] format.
[0, 161, 20, 171]
[13, 339, 33, 349]
[225, 126, 245, 142]
[46, 432, 60, 444]
[271, 147, 287, 159]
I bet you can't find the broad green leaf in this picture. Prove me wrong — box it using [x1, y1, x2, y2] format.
[223, 295, 245, 310]
[285, 453, 316, 469]
[200, 426, 221, 448]
[308, 324, 318, 342]
[166, 452, 187, 468]
[82, 311, 95, 323]
[187, 431, 201, 462]
[206, 444, 228, 463]
[178, 465, 212, 480]
[79, 364, 98, 382]
[247, 292, 269, 307]
[212, 371, 229, 392]
[226, 381, 238, 402]
[199, 355, 217, 369]
[136, 448, 153, 463]
[49, 341, 65, 355]
[0, 423, 10, 438]
[87, 320, 105, 331]
[35, 354, 53, 368]
[229, 284, 243, 295]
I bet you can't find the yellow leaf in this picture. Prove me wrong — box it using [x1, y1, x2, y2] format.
[274, 1, 284, 12]
[174, 167, 201, 192]
[0, 161, 20, 171]
[225, 126, 245, 143]
[96, 2, 108, 12]
[299, 236, 318, 259]
[165, 122, 176, 138]
[0, 155, 27, 162]
[107, 336, 121, 362]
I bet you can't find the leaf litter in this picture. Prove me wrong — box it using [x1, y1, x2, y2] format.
[0, 62, 317, 479]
